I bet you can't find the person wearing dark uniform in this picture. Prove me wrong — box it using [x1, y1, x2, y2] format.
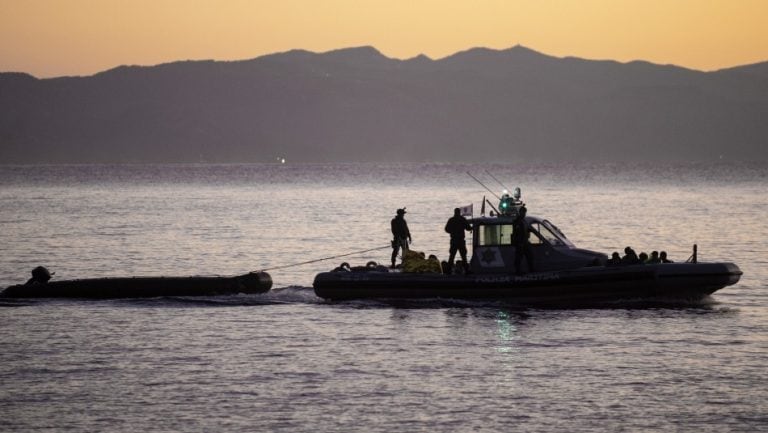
[512, 206, 534, 275]
[445, 208, 472, 273]
[390, 208, 411, 267]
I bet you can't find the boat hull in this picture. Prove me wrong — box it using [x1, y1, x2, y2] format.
[1, 271, 272, 299]
[313, 263, 741, 303]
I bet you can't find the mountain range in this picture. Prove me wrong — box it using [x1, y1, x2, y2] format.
[1, 45, 766, 163]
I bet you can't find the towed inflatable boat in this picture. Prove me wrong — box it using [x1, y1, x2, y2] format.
[314, 190, 742, 304]
[1, 267, 272, 299]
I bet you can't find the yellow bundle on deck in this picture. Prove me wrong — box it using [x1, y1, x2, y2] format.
[402, 250, 443, 274]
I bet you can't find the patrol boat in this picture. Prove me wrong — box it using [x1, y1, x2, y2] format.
[313, 190, 742, 303]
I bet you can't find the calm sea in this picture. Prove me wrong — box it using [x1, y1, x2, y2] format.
[1, 162, 766, 432]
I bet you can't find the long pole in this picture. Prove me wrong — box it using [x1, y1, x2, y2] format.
[484, 169, 510, 192]
[466, 172, 500, 199]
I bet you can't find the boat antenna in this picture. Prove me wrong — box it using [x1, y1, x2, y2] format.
[485, 197, 500, 215]
[484, 169, 510, 192]
[466, 172, 500, 199]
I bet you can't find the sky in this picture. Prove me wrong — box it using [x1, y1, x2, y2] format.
[1, 0, 767, 78]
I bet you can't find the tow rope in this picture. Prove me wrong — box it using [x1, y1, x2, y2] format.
[256, 245, 391, 272]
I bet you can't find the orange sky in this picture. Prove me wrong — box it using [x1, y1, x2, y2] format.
[1, 0, 767, 78]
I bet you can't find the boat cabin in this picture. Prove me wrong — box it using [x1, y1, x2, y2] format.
[467, 193, 606, 274]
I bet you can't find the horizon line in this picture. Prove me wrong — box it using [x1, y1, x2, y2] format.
[3, 44, 766, 80]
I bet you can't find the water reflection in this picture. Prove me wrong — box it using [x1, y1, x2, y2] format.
[495, 310, 521, 354]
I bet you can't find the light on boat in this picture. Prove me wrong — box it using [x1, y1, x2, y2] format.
[499, 193, 512, 214]
[498, 187, 523, 216]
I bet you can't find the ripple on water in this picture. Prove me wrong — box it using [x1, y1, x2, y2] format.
[1, 163, 767, 432]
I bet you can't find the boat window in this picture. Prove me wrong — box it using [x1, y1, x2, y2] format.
[528, 230, 543, 245]
[542, 220, 574, 247]
[477, 224, 514, 246]
[530, 222, 565, 246]
[543, 220, 569, 241]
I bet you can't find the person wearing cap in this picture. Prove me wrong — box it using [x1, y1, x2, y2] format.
[390, 208, 412, 267]
[445, 207, 472, 273]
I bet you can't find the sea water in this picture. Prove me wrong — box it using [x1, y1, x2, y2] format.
[0, 162, 766, 432]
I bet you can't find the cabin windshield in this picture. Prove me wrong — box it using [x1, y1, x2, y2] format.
[477, 224, 514, 246]
[544, 220, 569, 241]
[531, 220, 573, 247]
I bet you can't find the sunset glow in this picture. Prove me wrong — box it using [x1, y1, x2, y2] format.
[1, 0, 767, 77]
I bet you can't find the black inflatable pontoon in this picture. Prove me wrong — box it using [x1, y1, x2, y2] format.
[1, 269, 272, 299]
[313, 262, 741, 303]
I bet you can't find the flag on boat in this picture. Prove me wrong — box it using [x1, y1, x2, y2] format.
[459, 204, 473, 217]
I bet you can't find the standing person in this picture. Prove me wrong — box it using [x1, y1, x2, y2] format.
[390, 208, 411, 267]
[512, 206, 534, 275]
[445, 207, 472, 273]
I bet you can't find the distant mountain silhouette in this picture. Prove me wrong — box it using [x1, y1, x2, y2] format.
[1, 45, 766, 163]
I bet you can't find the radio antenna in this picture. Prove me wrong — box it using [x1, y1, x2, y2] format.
[466, 172, 500, 199]
[484, 169, 510, 192]
[485, 197, 500, 215]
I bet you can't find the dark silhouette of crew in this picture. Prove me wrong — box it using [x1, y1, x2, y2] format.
[26, 266, 53, 285]
[660, 251, 673, 263]
[647, 251, 661, 264]
[621, 247, 640, 264]
[607, 252, 622, 266]
[512, 206, 534, 275]
[390, 208, 411, 267]
[445, 207, 472, 273]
